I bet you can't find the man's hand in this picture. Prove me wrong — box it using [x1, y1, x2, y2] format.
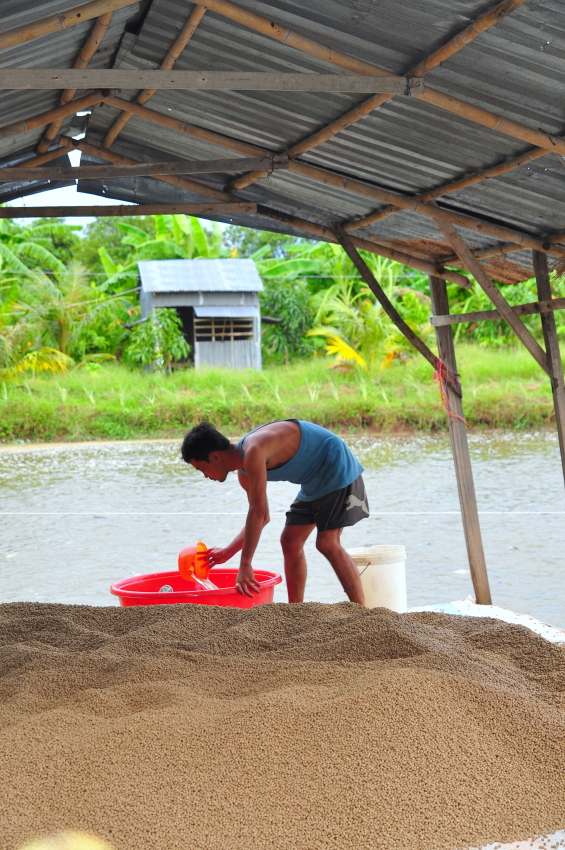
[236, 563, 261, 597]
[204, 546, 233, 567]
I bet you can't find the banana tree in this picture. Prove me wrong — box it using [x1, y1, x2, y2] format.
[99, 214, 225, 291]
[0, 218, 78, 277]
[15, 262, 134, 362]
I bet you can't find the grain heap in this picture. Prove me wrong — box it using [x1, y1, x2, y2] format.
[1, 601, 564, 850]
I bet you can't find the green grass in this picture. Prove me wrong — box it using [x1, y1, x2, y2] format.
[0, 344, 557, 443]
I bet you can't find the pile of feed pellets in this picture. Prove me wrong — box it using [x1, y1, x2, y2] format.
[1, 601, 564, 850]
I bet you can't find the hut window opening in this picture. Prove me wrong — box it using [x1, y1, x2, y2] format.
[194, 316, 254, 342]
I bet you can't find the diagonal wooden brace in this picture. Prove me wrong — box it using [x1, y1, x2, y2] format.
[430, 209, 550, 376]
[332, 224, 461, 396]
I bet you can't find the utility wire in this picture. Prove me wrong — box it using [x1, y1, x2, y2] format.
[2, 286, 139, 315]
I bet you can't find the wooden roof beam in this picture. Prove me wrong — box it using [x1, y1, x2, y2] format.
[199, 0, 527, 79]
[0, 0, 139, 52]
[441, 229, 565, 265]
[0, 202, 255, 219]
[94, 95, 565, 260]
[0, 91, 105, 142]
[0, 144, 72, 171]
[69, 137, 233, 202]
[0, 70, 424, 92]
[57, 135, 470, 287]
[0, 155, 288, 181]
[102, 94, 269, 156]
[102, 4, 206, 149]
[37, 12, 114, 154]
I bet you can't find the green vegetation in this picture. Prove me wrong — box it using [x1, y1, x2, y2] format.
[1, 214, 562, 443]
[0, 345, 556, 443]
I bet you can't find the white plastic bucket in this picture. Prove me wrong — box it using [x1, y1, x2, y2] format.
[347, 545, 407, 612]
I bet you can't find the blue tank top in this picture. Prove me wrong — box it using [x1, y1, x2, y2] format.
[237, 419, 363, 502]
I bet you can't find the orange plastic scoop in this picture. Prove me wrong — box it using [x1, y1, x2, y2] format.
[178, 542, 217, 589]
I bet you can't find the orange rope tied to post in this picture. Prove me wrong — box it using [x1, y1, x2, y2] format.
[433, 358, 467, 425]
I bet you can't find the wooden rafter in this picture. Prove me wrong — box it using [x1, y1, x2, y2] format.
[37, 13, 114, 154]
[3, 146, 72, 170]
[0, 0, 138, 52]
[0, 70, 424, 93]
[102, 4, 207, 149]
[0, 203, 255, 218]
[72, 138, 231, 202]
[15, 86, 562, 261]
[204, 0, 542, 193]
[287, 161, 565, 260]
[90, 95, 565, 260]
[345, 143, 558, 234]
[441, 231, 565, 265]
[0, 156, 288, 181]
[102, 94, 266, 156]
[0, 91, 104, 143]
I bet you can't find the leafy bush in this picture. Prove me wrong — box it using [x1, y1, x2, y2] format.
[260, 278, 317, 364]
[122, 308, 191, 373]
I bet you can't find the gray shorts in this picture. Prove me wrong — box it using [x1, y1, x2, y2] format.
[285, 474, 369, 532]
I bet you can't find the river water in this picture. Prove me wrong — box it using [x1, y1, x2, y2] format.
[1, 432, 564, 628]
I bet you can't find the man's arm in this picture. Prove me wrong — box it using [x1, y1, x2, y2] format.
[204, 468, 270, 593]
[235, 445, 270, 596]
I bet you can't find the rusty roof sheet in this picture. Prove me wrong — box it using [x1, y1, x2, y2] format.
[2, 0, 565, 283]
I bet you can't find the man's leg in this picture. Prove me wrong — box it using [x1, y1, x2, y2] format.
[316, 528, 365, 605]
[280, 523, 315, 603]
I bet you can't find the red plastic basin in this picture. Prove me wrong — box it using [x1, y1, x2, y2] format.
[110, 568, 282, 608]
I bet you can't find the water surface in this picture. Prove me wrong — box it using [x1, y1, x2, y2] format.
[1, 432, 564, 627]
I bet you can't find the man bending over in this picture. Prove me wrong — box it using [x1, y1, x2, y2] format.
[181, 419, 369, 604]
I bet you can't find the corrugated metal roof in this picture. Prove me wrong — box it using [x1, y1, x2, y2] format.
[138, 258, 264, 292]
[0, 4, 140, 161]
[2, 0, 565, 283]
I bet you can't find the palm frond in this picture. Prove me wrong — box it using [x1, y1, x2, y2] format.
[324, 335, 368, 370]
[1, 346, 74, 379]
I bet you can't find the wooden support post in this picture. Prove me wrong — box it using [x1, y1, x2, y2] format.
[532, 251, 565, 489]
[429, 275, 491, 605]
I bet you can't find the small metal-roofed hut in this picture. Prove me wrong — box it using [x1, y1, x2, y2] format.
[138, 258, 263, 370]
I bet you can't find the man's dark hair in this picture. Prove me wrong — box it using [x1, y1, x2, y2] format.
[181, 421, 231, 463]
